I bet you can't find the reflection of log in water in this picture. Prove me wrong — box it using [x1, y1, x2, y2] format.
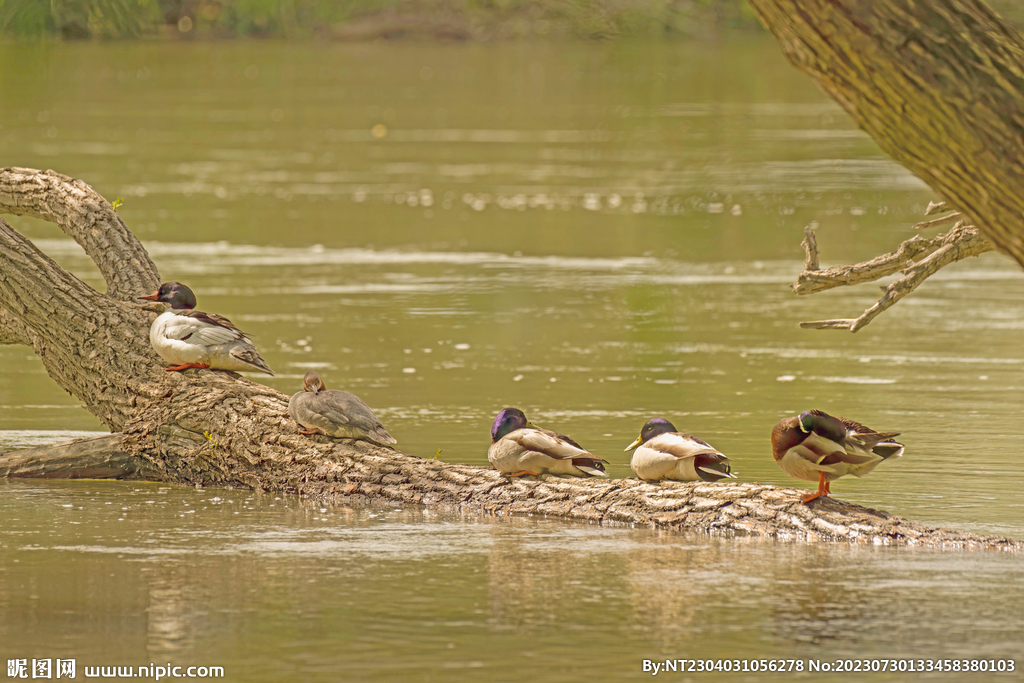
[485, 529, 622, 630]
[147, 583, 199, 656]
[2, 432, 1021, 552]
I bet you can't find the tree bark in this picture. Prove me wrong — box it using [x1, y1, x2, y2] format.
[1, 432, 1021, 550]
[2, 166, 1021, 551]
[0, 434, 152, 479]
[746, 0, 1024, 266]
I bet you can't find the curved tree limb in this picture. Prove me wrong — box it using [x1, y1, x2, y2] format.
[0, 215, 162, 428]
[0, 167, 160, 301]
[0, 310, 32, 345]
[746, 1, 1024, 331]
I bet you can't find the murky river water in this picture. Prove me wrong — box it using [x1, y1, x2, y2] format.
[1, 39, 1022, 680]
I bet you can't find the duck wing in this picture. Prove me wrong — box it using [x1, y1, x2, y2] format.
[647, 432, 735, 481]
[181, 310, 249, 345]
[315, 390, 396, 444]
[833, 415, 903, 457]
[836, 415, 898, 439]
[513, 428, 607, 476]
[513, 428, 592, 460]
[799, 432, 879, 467]
[645, 432, 721, 459]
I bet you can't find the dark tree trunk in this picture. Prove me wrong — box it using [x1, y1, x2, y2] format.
[746, 0, 1024, 265]
[2, 166, 1021, 551]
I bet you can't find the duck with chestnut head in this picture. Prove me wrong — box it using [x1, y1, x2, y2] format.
[771, 409, 903, 504]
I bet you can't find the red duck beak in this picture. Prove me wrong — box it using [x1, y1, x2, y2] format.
[138, 292, 160, 301]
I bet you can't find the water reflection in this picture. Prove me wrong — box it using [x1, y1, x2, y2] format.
[147, 581, 199, 655]
[7, 481, 1022, 681]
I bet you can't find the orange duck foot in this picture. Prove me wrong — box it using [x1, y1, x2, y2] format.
[506, 470, 541, 477]
[165, 363, 210, 372]
[800, 472, 830, 505]
[299, 428, 323, 436]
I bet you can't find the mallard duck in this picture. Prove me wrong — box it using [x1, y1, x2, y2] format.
[488, 407, 607, 477]
[139, 281, 274, 375]
[624, 418, 735, 482]
[288, 371, 396, 444]
[771, 409, 903, 504]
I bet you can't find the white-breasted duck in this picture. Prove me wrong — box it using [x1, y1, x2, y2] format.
[139, 281, 274, 375]
[624, 418, 735, 482]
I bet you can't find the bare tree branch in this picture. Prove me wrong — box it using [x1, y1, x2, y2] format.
[0, 434, 154, 479]
[793, 214, 994, 331]
[793, 220, 991, 295]
[801, 227, 819, 271]
[913, 212, 961, 230]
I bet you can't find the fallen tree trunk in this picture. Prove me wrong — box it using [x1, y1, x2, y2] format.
[2, 432, 1021, 551]
[0, 434, 151, 479]
[2, 166, 1021, 552]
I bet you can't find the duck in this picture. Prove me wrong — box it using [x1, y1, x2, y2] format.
[288, 371, 396, 444]
[488, 407, 607, 477]
[624, 418, 735, 482]
[771, 409, 903, 504]
[139, 281, 274, 375]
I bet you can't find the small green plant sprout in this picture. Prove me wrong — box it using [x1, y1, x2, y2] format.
[431, 448, 442, 460]
[111, 197, 124, 212]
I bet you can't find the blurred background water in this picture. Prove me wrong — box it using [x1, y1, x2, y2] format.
[1, 38, 1022, 680]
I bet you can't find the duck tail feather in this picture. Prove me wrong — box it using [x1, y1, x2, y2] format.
[372, 428, 397, 445]
[873, 442, 904, 459]
[698, 466, 737, 480]
[231, 347, 274, 375]
[572, 458, 608, 477]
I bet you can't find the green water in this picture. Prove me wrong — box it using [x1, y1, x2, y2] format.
[1, 39, 1023, 680]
